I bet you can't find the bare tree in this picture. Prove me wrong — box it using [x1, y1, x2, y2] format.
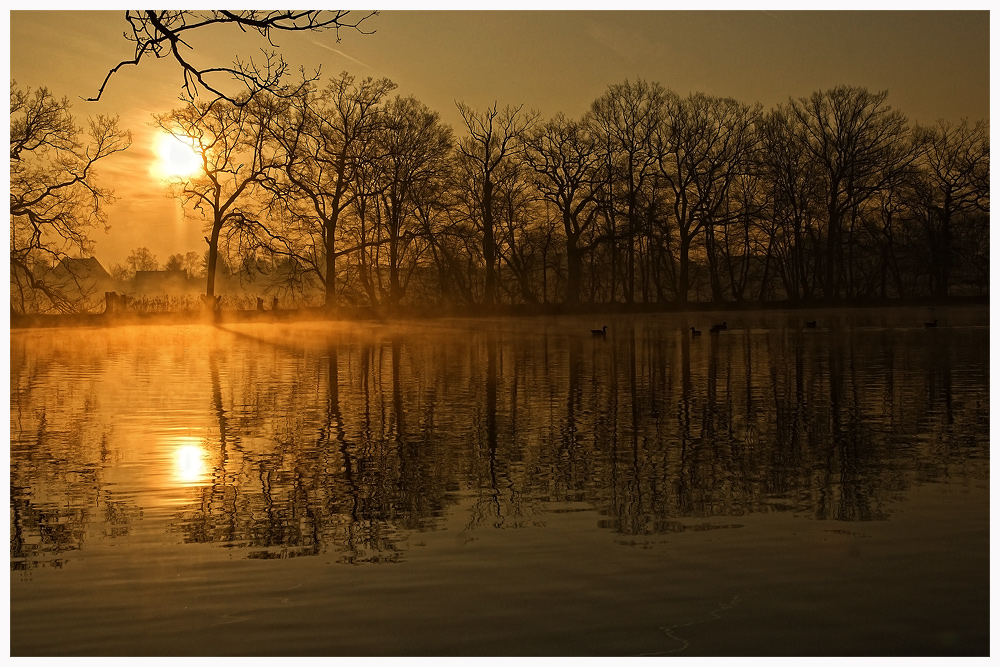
[10, 82, 131, 313]
[656, 92, 761, 303]
[789, 86, 918, 299]
[182, 250, 205, 279]
[109, 262, 130, 284]
[525, 113, 602, 305]
[758, 105, 824, 301]
[90, 11, 377, 105]
[367, 95, 453, 307]
[455, 102, 537, 308]
[715, 169, 771, 301]
[492, 157, 546, 304]
[909, 119, 989, 297]
[125, 246, 159, 273]
[414, 185, 479, 306]
[155, 94, 278, 302]
[268, 73, 396, 308]
[589, 79, 668, 304]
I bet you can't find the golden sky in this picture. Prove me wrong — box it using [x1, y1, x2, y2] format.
[8, 10, 991, 268]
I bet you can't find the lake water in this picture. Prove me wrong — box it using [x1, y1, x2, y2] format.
[10, 308, 990, 656]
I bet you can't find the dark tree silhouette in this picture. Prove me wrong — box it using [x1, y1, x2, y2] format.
[656, 93, 761, 303]
[526, 113, 602, 305]
[268, 73, 396, 308]
[589, 79, 667, 304]
[365, 95, 454, 307]
[910, 119, 989, 297]
[155, 94, 278, 301]
[493, 155, 546, 305]
[10, 82, 131, 313]
[164, 253, 185, 273]
[758, 105, 824, 301]
[14, 55, 990, 315]
[125, 246, 159, 273]
[788, 87, 918, 299]
[456, 102, 537, 308]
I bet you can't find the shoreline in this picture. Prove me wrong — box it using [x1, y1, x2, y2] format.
[9, 296, 988, 330]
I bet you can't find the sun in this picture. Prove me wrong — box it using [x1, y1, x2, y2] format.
[154, 131, 203, 179]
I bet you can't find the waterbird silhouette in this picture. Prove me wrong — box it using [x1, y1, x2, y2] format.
[591, 325, 608, 337]
[924, 319, 938, 328]
[709, 321, 727, 334]
[690, 327, 702, 337]
[805, 320, 817, 328]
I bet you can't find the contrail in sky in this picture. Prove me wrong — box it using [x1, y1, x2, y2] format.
[760, 10, 797, 30]
[310, 40, 372, 70]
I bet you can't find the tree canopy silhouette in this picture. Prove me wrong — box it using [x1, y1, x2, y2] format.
[10, 82, 131, 313]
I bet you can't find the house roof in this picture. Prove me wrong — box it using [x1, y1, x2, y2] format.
[51, 256, 113, 281]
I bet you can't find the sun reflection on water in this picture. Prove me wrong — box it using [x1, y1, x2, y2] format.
[173, 440, 209, 485]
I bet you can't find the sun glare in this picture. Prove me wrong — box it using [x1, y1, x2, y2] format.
[155, 132, 203, 179]
[174, 443, 209, 484]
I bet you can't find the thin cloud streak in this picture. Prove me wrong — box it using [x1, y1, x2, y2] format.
[310, 40, 373, 70]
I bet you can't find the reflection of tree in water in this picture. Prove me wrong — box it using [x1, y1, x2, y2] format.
[464, 332, 533, 530]
[169, 337, 458, 563]
[10, 334, 129, 570]
[447, 322, 986, 536]
[587, 325, 988, 533]
[10, 321, 990, 565]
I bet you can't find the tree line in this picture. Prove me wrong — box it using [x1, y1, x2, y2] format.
[10, 74, 989, 314]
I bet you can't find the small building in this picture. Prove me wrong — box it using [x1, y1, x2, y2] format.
[47, 256, 116, 299]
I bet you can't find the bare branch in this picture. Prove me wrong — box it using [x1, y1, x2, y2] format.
[87, 10, 378, 105]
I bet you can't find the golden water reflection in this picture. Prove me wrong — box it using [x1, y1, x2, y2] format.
[9, 311, 990, 569]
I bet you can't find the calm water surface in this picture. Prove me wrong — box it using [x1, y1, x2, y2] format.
[10, 308, 989, 656]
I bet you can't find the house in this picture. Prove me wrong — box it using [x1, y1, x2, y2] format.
[47, 256, 116, 299]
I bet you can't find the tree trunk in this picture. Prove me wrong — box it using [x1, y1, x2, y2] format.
[824, 193, 840, 299]
[483, 178, 496, 308]
[625, 201, 636, 304]
[324, 212, 338, 309]
[678, 233, 691, 303]
[565, 235, 582, 306]
[389, 223, 401, 307]
[205, 218, 223, 298]
[705, 222, 725, 302]
[937, 212, 952, 298]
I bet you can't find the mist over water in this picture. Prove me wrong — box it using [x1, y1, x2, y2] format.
[10, 307, 989, 656]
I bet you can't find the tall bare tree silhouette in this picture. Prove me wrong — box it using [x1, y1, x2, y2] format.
[10, 84, 131, 313]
